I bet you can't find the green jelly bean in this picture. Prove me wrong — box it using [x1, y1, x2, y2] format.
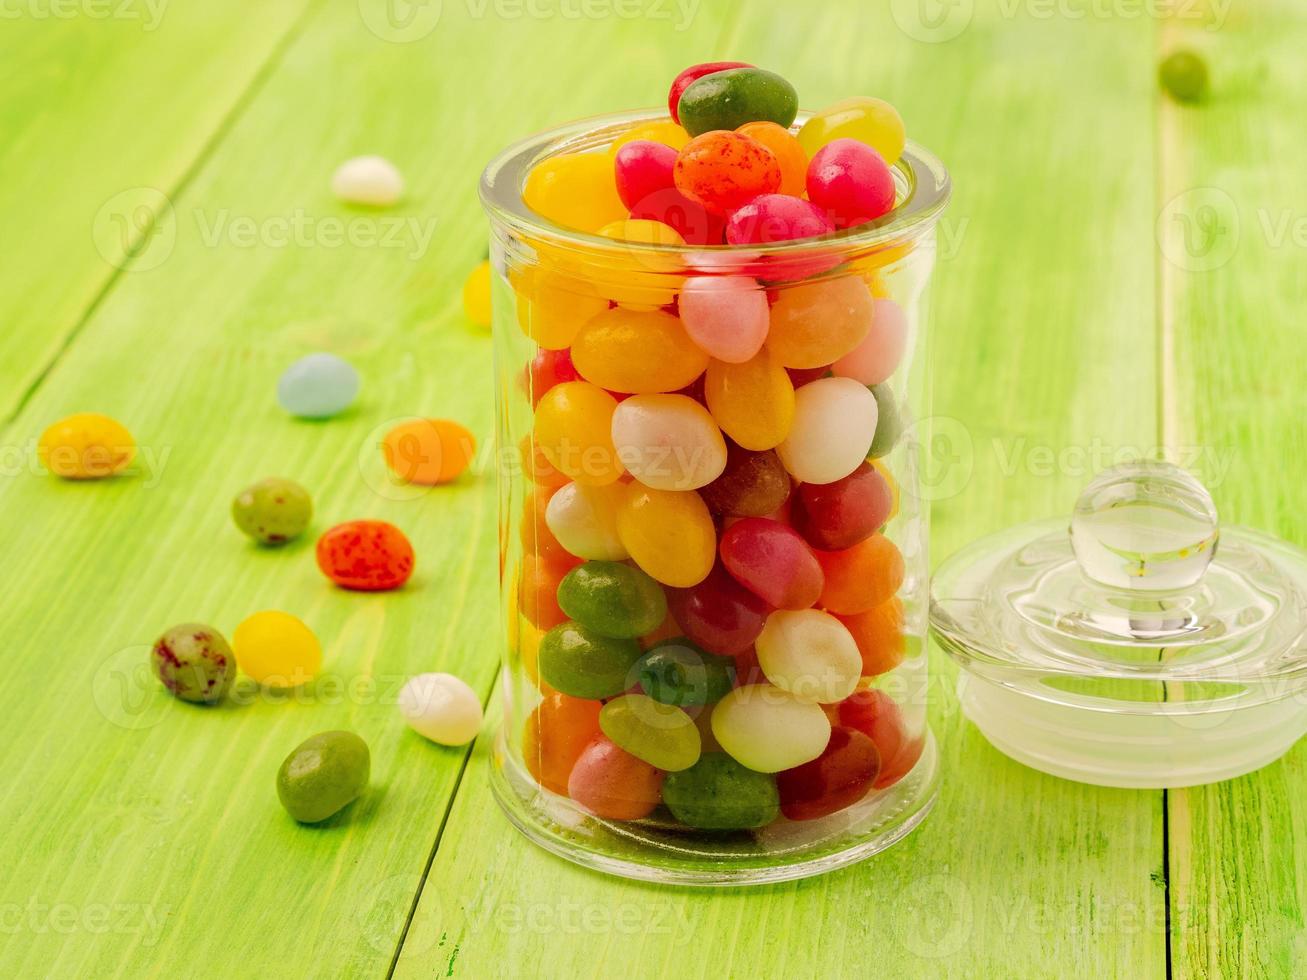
[538, 622, 643, 699]
[677, 68, 799, 137]
[662, 753, 780, 831]
[1158, 50, 1208, 103]
[232, 477, 313, 545]
[151, 623, 236, 704]
[867, 383, 901, 460]
[276, 730, 370, 824]
[638, 639, 735, 707]
[600, 694, 701, 772]
[556, 560, 667, 639]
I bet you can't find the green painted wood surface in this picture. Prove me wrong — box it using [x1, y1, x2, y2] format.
[0, 0, 1299, 976]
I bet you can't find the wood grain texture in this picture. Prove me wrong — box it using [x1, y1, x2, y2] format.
[395, 4, 1168, 978]
[1159, 2, 1307, 977]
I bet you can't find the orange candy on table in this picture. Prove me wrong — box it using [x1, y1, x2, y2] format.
[767, 275, 875, 369]
[736, 121, 808, 197]
[382, 418, 476, 485]
[571, 308, 709, 394]
[533, 382, 624, 487]
[522, 692, 603, 796]
[522, 152, 627, 233]
[837, 598, 906, 677]
[816, 533, 905, 615]
[673, 130, 782, 216]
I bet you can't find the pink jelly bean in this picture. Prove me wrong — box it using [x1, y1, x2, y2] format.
[678, 276, 770, 363]
[720, 518, 824, 610]
[614, 140, 678, 211]
[806, 138, 895, 229]
[831, 298, 908, 385]
[725, 194, 835, 245]
[567, 736, 664, 820]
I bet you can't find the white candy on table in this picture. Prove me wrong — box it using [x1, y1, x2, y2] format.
[331, 155, 405, 207]
[399, 673, 483, 745]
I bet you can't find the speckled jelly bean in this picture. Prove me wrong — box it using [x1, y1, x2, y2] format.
[638, 639, 736, 707]
[666, 561, 770, 656]
[668, 61, 753, 123]
[837, 598, 906, 677]
[792, 461, 893, 551]
[806, 138, 896, 229]
[755, 609, 861, 704]
[544, 481, 628, 561]
[616, 483, 716, 587]
[837, 688, 923, 789]
[276, 730, 370, 824]
[611, 393, 726, 491]
[316, 520, 415, 591]
[768, 276, 874, 369]
[673, 131, 782, 216]
[277, 353, 360, 419]
[567, 736, 664, 820]
[720, 519, 823, 611]
[797, 96, 906, 164]
[678, 276, 770, 364]
[676, 67, 798, 137]
[38, 412, 135, 479]
[832, 297, 908, 386]
[533, 382, 624, 487]
[776, 377, 878, 485]
[600, 693, 701, 771]
[233, 610, 323, 687]
[699, 443, 791, 518]
[815, 532, 905, 615]
[867, 383, 902, 459]
[776, 725, 880, 821]
[711, 683, 831, 772]
[704, 348, 795, 451]
[725, 194, 835, 246]
[523, 152, 627, 233]
[538, 621, 643, 700]
[572, 308, 709, 395]
[557, 560, 667, 639]
[151, 623, 236, 703]
[523, 692, 602, 795]
[662, 753, 779, 830]
[736, 121, 808, 197]
[231, 477, 313, 545]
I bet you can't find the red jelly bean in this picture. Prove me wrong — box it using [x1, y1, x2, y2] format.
[667, 561, 770, 656]
[793, 462, 894, 551]
[614, 140, 677, 211]
[316, 520, 415, 591]
[567, 735, 664, 820]
[674, 132, 782, 217]
[668, 61, 753, 123]
[523, 348, 580, 408]
[725, 194, 835, 245]
[699, 443, 791, 518]
[777, 726, 880, 821]
[786, 365, 832, 388]
[719, 518, 824, 610]
[838, 688, 924, 789]
[806, 138, 895, 229]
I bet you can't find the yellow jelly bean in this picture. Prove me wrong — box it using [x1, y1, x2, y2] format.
[609, 120, 692, 154]
[232, 610, 322, 688]
[704, 349, 795, 451]
[617, 483, 715, 588]
[797, 96, 906, 165]
[462, 259, 492, 327]
[38, 412, 136, 479]
[523, 152, 627, 233]
[511, 265, 608, 351]
[596, 219, 687, 310]
[533, 382, 624, 487]
[572, 308, 709, 394]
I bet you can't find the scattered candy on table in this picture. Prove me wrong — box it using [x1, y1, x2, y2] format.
[232, 610, 323, 688]
[38, 412, 135, 479]
[277, 353, 360, 419]
[1159, 49, 1209, 103]
[382, 418, 476, 485]
[399, 673, 483, 746]
[231, 477, 313, 545]
[151, 623, 236, 704]
[331, 155, 404, 206]
[462, 259, 493, 327]
[316, 519, 415, 591]
[276, 730, 370, 824]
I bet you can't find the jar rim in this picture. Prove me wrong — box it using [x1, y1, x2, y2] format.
[480, 108, 950, 256]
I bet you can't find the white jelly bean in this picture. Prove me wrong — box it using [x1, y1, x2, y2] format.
[678, 276, 770, 363]
[756, 609, 862, 704]
[710, 683, 831, 773]
[832, 298, 908, 386]
[332, 155, 405, 207]
[545, 481, 628, 560]
[776, 377, 878, 484]
[611, 394, 727, 491]
[399, 673, 483, 745]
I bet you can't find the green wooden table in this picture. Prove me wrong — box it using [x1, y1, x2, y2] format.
[2, 1, 1303, 976]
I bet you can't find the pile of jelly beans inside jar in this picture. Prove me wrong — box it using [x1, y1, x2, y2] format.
[508, 63, 925, 832]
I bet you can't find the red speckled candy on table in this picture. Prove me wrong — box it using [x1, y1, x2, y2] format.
[667, 61, 753, 123]
[674, 131, 782, 217]
[316, 520, 415, 591]
[806, 138, 896, 229]
[776, 725, 880, 820]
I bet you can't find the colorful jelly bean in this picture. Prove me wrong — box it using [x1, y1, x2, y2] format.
[557, 560, 667, 639]
[544, 481, 628, 561]
[792, 461, 893, 551]
[521, 486, 567, 564]
[316, 520, 415, 591]
[567, 736, 664, 820]
[600, 693, 701, 771]
[837, 598, 906, 677]
[673, 131, 782, 216]
[777, 377, 878, 484]
[332, 155, 402, 205]
[513, 266, 609, 351]
[736, 121, 808, 197]
[538, 621, 643, 699]
[399, 673, 483, 745]
[277, 353, 360, 419]
[797, 96, 906, 165]
[837, 688, 923, 789]
[523, 347, 580, 408]
[725, 194, 834, 246]
[815, 532, 905, 615]
[523, 692, 603, 795]
[698, 443, 791, 517]
[719, 519, 823, 611]
[755, 609, 861, 704]
[572, 308, 709, 394]
[39, 412, 136, 479]
[610, 393, 727, 491]
[806, 138, 896, 229]
[616, 483, 716, 588]
[638, 639, 736, 707]
[232, 610, 322, 688]
[596, 218, 687, 309]
[767, 275, 874, 369]
[704, 348, 795, 451]
[668, 61, 753, 123]
[610, 120, 692, 154]
[276, 731, 370, 824]
[711, 683, 831, 772]
[661, 753, 779, 830]
[151, 623, 236, 704]
[867, 383, 902, 458]
[678, 275, 770, 363]
[533, 382, 624, 487]
[614, 140, 678, 212]
[523, 152, 627, 233]
[832, 297, 908, 386]
[776, 725, 880, 821]
[462, 259, 492, 327]
[382, 418, 477, 485]
[231, 477, 313, 545]
[667, 561, 770, 656]
[676, 67, 798, 137]
[1159, 50, 1209, 104]
[519, 553, 577, 630]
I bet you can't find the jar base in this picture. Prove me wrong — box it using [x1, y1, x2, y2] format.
[488, 726, 938, 886]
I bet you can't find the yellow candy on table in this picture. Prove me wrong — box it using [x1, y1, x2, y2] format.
[511, 265, 608, 351]
[232, 610, 322, 688]
[38, 412, 136, 480]
[617, 483, 715, 588]
[609, 120, 692, 155]
[533, 381, 624, 487]
[797, 96, 907, 165]
[704, 349, 795, 451]
[462, 259, 493, 327]
[596, 219, 687, 310]
[523, 152, 627, 233]
[572, 308, 709, 394]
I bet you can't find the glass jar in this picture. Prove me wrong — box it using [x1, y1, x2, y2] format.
[481, 110, 949, 884]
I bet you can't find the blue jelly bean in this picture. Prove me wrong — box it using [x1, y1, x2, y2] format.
[278, 353, 360, 419]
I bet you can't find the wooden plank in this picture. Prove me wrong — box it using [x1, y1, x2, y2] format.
[0, 0, 314, 418]
[1159, 2, 1307, 977]
[395, 3, 1167, 977]
[0, 2, 726, 977]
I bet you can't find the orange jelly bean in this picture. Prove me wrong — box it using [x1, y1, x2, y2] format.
[520, 486, 568, 563]
[836, 598, 906, 676]
[704, 349, 795, 451]
[572, 308, 709, 394]
[816, 533, 905, 615]
[382, 418, 476, 485]
[673, 131, 782, 216]
[767, 276, 875, 369]
[522, 692, 603, 795]
[518, 553, 580, 630]
[533, 382, 624, 487]
[736, 121, 808, 197]
[519, 434, 569, 490]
